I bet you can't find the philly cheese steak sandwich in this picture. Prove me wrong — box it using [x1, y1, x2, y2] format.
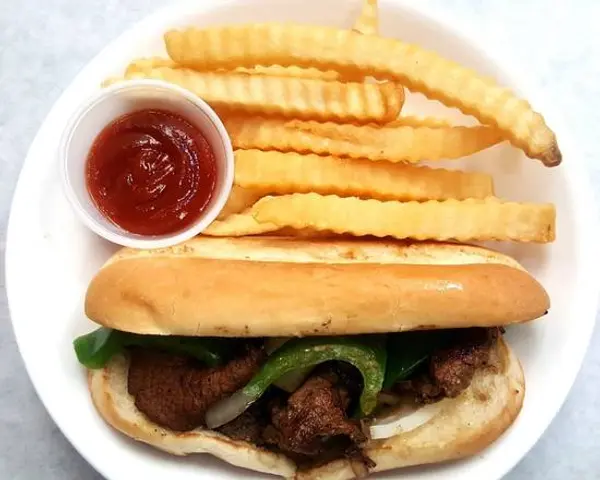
[74, 236, 549, 478]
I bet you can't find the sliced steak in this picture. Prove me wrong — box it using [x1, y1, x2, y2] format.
[217, 406, 267, 445]
[396, 327, 499, 403]
[127, 343, 266, 431]
[430, 327, 499, 397]
[263, 368, 367, 457]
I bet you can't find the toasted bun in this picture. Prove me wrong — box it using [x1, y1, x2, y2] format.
[85, 237, 549, 337]
[88, 337, 524, 478]
[88, 353, 295, 477]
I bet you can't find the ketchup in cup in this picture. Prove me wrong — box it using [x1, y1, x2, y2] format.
[86, 109, 217, 236]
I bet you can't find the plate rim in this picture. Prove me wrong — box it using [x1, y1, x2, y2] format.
[6, 1, 600, 479]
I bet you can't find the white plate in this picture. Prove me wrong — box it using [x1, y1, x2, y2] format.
[6, 1, 599, 479]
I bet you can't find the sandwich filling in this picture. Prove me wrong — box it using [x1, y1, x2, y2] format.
[75, 328, 500, 470]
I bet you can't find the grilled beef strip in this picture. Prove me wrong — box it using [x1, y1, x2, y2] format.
[126, 327, 499, 465]
[127, 342, 266, 431]
[395, 327, 500, 403]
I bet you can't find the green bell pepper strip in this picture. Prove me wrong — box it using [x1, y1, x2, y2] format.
[73, 327, 123, 369]
[73, 327, 232, 369]
[383, 330, 448, 388]
[242, 336, 387, 416]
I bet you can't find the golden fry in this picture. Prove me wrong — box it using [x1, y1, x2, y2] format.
[125, 59, 339, 81]
[124, 67, 402, 123]
[217, 185, 264, 220]
[388, 116, 454, 128]
[221, 114, 304, 151]
[352, 0, 379, 35]
[125, 57, 178, 75]
[223, 114, 501, 162]
[269, 227, 336, 238]
[252, 194, 556, 243]
[233, 65, 340, 81]
[234, 149, 494, 200]
[287, 120, 503, 161]
[204, 211, 279, 236]
[165, 24, 560, 166]
[100, 76, 124, 88]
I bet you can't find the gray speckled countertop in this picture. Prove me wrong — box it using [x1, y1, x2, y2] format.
[1, 0, 599, 478]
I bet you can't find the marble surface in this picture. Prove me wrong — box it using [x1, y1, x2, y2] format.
[1, 0, 599, 478]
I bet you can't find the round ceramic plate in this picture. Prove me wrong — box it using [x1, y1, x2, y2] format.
[6, 1, 599, 479]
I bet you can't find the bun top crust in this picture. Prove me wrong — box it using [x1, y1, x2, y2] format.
[85, 237, 550, 336]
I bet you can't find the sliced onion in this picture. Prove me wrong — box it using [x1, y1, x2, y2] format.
[205, 390, 256, 429]
[369, 402, 443, 440]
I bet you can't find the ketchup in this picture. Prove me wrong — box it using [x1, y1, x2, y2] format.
[86, 109, 217, 236]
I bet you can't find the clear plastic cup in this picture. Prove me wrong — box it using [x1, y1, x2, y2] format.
[59, 79, 234, 249]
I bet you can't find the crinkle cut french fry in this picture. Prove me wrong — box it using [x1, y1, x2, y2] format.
[353, 0, 379, 35]
[234, 149, 494, 201]
[125, 57, 178, 75]
[122, 59, 339, 82]
[225, 115, 356, 157]
[101, 76, 124, 88]
[125, 59, 340, 81]
[224, 112, 454, 130]
[271, 227, 336, 238]
[252, 194, 556, 243]
[217, 185, 265, 220]
[222, 115, 501, 162]
[124, 67, 403, 123]
[388, 116, 454, 128]
[165, 24, 560, 166]
[233, 65, 340, 81]
[287, 120, 503, 161]
[204, 211, 279, 236]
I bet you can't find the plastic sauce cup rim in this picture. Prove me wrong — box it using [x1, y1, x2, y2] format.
[59, 79, 234, 249]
